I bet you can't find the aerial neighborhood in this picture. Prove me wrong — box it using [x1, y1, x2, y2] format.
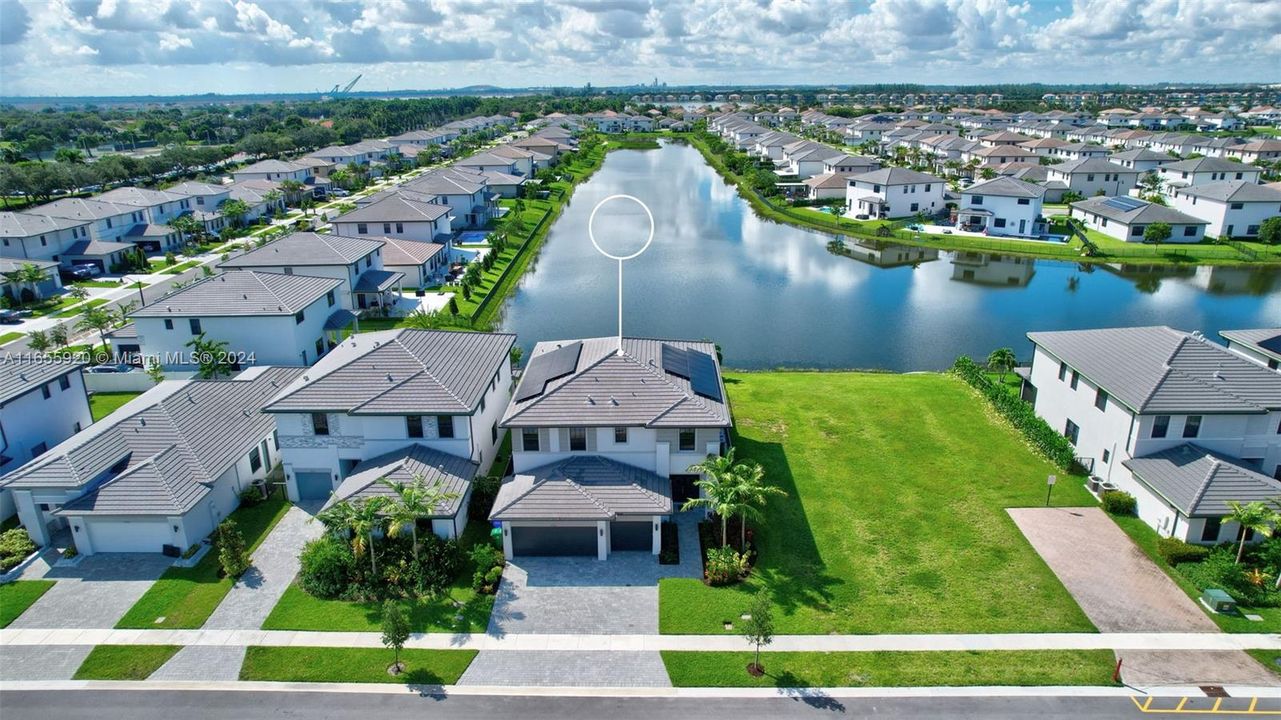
[1, 83, 1280, 696]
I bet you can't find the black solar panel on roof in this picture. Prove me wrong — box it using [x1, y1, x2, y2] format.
[661, 344, 691, 379]
[687, 350, 722, 402]
[1259, 334, 1281, 355]
[1102, 196, 1146, 212]
[515, 341, 582, 402]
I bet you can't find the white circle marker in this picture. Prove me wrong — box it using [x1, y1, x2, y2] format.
[586, 194, 654, 352]
[588, 194, 654, 261]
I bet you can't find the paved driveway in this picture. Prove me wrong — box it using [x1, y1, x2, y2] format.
[0, 645, 94, 681]
[201, 504, 323, 630]
[458, 650, 671, 687]
[8, 553, 172, 629]
[487, 512, 701, 636]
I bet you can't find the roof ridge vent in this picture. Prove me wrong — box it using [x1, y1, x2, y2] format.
[1213, 369, 1223, 380]
[609, 396, 618, 406]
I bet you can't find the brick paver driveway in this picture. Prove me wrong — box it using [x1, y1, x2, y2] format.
[0, 645, 94, 680]
[1010, 507, 1278, 687]
[8, 553, 172, 629]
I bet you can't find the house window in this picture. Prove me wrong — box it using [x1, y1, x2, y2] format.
[1095, 389, 1108, 411]
[383, 223, 391, 234]
[522, 427, 540, 452]
[437, 415, 455, 439]
[679, 428, 696, 452]
[994, 218, 1006, 228]
[41, 384, 51, 400]
[614, 427, 628, 444]
[396, 223, 404, 233]
[407, 415, 423, 438]
[1070, 370, 1079, 390]
[326, 290, 335, 306]
[311, 413, 329, 436]
[189, 319, 202, 335]
[1182, 415, 1202, 438]
[314, 337, 325, 358]
[1152, 415, 1170, 438]
[1230, 202, 1244, 210]
[1017, 198, 1030, 205]
[59, 375, 70, 391]
[284, 267, 294, 275]
[569, 427, 587, 451]
[1131, 225, 1145, 236]
[249, 447, 262, 472]
[491, 422, 499, 443]
[165, 319, 173, 330]
[1058, 362, 1068, 381]
[1064, 419, 1080, 445]
[1101, 449, 1111, 464]
[74, 421, 81, 433]
[295, 310, 305, 324]
[1183, 226, 1197, 237]
[1201, 517, 1221, 543]
[972, 195, 984, 205]
[356, 223, 368, 234]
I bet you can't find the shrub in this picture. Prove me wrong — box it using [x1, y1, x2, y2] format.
[0, 528, 36, 571]
[1157, 536, 1210, 565]
[238, 487, 264, 507]
[950, 356, 1077, 469]
[468, 476, 501, 521]
[216, 520, 250, 578]
[470, 543, 506, 594]
[410, 534, 463, 596]
[705, 546, 750, 586]
[1179, 547, 1281, 608]
[61, 546, 78, 560]
[1100, 490, 1136, 516]
[299, 536, 356, 599]
[181, 544, 201, 560]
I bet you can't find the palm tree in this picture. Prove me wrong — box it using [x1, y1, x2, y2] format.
[5, 263, 50, 305]
[683, 449, 743, 547]
[1223, 501, 1277, 564]
[381, 475, 460, 559]
[221, 198, 250, 228]
[76, 306, 115, 349]
[169, 214, 203, 249]
[318, 497, 391, 575]
[986, 347, 1017, 383]
[185, 333, 232, 379]
[732, 460, 786, 551]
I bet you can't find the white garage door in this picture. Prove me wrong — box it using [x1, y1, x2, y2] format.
[87, 518, 174, 553]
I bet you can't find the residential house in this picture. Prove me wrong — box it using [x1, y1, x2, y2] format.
[232, 159, 314, 183]
[0, 257, 62, 304]
[130, 271, 351, 370]
[262, 328, 515, 539]
[495, 337, 731, 560]
[227, 180, 287, 224]
[1071, 196, 1208, 243]
[1157, 157, 1261, 190]
[331, 191, 455, 245]
[962, 144, 1039, 167]
[168, 181, 232, 234]
[379, 237, 448, 288]
[1226, 140, 1281, 165]
[802, 173, 850, 200]
[0, 211, 91, 266]
[401, 170, 492, 229]
[1220, 329, 1281, 371]
[487, 145, 538, 176]
[1109, 149, 1177, 174]
[218, 232, 402, 311]
[955, 176, 1047, 237]
[1022, 327, 1281, 543]
[1, 367, 299, 553]
[96, 187, 191, 226]
[0, 358, 92, 520]
[1046, 158, 1140, 197]
[30, 197, 147, 245]
[1169, 181, 1281, 239]
[845, 168, 945, 219]
[780, 142, 843, 179]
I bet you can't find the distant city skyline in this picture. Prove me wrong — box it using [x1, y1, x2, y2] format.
[1, 0, 1279, 98]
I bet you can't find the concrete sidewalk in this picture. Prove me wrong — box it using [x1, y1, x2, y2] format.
[3, 628, 1279, 652]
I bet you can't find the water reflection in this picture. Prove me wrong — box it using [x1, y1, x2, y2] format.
[498, 142, 1280, 370]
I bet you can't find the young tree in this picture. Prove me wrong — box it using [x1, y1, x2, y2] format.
[1259, 216, 1281, 246]
[221, 198, 251, 228]
[47, 323, 69, 349]
[986, 347, 1017, 383]
[381, 600, 410, 675]
[683, 450, 744, 547]
[26, 329, 51, 353]
[145, 357, 166, 384]
[185, 333, 233, 379]
[742, 591, 774, 676]
[67, 284, 90, 303]
[448, 296, 459, 315]
[217, 519, 251, 578]
[1143, 222, 1172, 245]
[76, 306, 116, 349]
[1223, 501, 1277, 564]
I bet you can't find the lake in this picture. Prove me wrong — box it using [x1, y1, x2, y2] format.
[498, 142, 1280, 371]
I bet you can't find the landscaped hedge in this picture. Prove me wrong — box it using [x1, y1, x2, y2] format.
[950, 356, 1077, 470]
[1100, 490, 1137, 516]
[1157, 536, 1210, 565]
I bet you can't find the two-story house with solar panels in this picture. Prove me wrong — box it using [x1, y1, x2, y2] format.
[492, 337, 732, 560]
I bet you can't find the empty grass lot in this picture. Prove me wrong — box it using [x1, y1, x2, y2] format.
[661, 650, 1119, 687]
[659, 371, 1097, 635]
[239, 647, 476, 684]
[115, 488, 291, 629]
[0, 580, 55, 628]
[89, 392, 142, 421]
[72, 645, 181, 680]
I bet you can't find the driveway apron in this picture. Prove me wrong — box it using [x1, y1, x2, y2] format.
[8, 553, 172, 629]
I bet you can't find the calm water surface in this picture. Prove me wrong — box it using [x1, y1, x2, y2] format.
[498, 142, 1280, 370]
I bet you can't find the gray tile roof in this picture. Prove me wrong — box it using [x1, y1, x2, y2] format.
[321, 444, 477, 516]
[490, 456, 672, 521]
[380, 238, 445, 266]
[1161, 157, 1257, 174]
[405, 171, 486, 196]
[850, 168, 943, 186]
[962, 175, 1046, 199]
[219, 232, 382, 268]
[353, 269, 403, 293]
[264, 328, 514, 415]
[0, 257, 57, 275]
[0, 211, 88, 238]
[323, 308, 357, 331]
[1176, 181, 1281, 203]
[31, 197, 137, 221]
[502, 337, 732, 428]
[1123, 444, 1281, 517]
[167, 181, 229, 198]
[65, 238, 136, 256]
[2, 367, 303, 498]
[1027, 326, 1281, 413]
[96, 186, 187, 208]
[1051, 158, 1137, 175]
[0, 357, 85, 406]
[132, 271, 341, 318]
[1219, 328, 1281, 364]
[1109, 149, 1176, 162]
[1070, 196, 1207, 226]
[333, 194, 452, 224]
[56, 443, 208, 516]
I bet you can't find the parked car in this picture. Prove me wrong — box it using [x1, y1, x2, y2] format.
[330, 188, 350, 197]
[86, 364, 134, 374]
[60, 266, 95, 281]
[0, 308, 26, 324]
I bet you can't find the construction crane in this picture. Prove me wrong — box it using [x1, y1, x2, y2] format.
[320, 75, 362, 101]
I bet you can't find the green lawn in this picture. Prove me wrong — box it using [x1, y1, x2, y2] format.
[73, 645, 181, 680]
[0, 580, 55, 628]
[239, 646, 476, 684]
[89, 392, 142, 421]
[161, 260, 201, 275]
[1247, 650, 1281, 678]
[659, 372, 1096, 635]
[0, 332, 22, 346]
[662, 650, 1119, 687]
[115, 488, 291, 629]
[1110, 515, 1281, 633]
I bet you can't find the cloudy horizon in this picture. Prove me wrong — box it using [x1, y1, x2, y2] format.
[1, 0, 1279, 98]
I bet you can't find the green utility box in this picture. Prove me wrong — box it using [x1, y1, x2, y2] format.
[1201, 588, 1237, 615]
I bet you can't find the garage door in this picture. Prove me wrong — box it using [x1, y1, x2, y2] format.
[610, 521, 652, 552]
[511, 525, 596, 557]
[86, 518, 172, 553]
[295, 471, 334, 500]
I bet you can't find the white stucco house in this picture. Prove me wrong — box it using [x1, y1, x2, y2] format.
[0, 366, 300, 553]
[1168, 181, 1281, 239]
[1022, 326, 1281, 544]
[262, 329, 515, 539]
[1220, 329, 1281, 372]
[130, 271, 351, 370]
[956, 176, 1046, 237]
[1045, 158, 1140, 198]
[232, 159, 315, 183]
[218, 232, 404, 312]
[1070, 196, 1208, 243]
[331, 191, 455, 245]
[0, 211, 92, 267]
[1157, 157, 1262, 190]
[844, 168, 945, 220]
[493, 337, 731, 560]
[0, 358, 93, 521]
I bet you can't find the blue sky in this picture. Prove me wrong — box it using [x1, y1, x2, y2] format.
[1, 0, 1278, 97]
